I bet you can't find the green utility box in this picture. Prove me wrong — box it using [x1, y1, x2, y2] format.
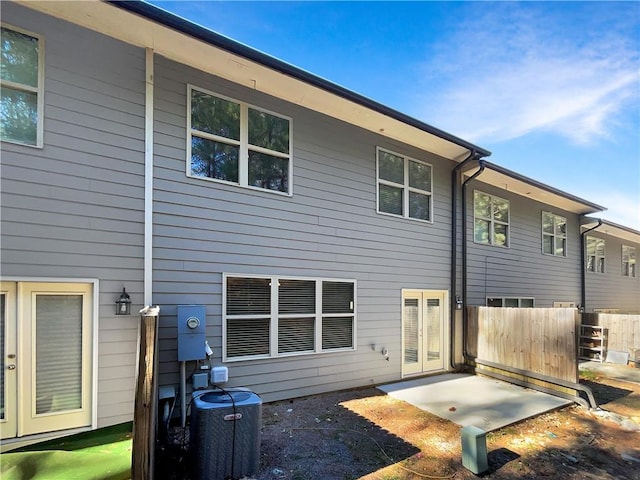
[461, 425, 488, 474]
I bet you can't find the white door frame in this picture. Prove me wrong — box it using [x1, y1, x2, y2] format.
[401, 289, 449, 377]
[1, 282, 17, 440]
[0, 279, 98, 441]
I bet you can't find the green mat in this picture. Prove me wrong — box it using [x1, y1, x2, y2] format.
[1, 423, 132, 480]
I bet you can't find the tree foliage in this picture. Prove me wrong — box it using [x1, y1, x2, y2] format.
[1, 27, 39, 145]
[190, 89, 290, 192]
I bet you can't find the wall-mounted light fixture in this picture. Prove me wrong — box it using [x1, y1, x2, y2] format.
[455, 295, 463, 310]
[115, 287, 131, 315]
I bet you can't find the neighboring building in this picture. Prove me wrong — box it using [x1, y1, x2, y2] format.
[0, 0, 635, 450]
[582, 219, 640, 313]
[461, 161, 605, 309]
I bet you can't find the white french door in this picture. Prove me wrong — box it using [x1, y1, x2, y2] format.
[1, 282, 93, 440]
[402, 290, 447, 376]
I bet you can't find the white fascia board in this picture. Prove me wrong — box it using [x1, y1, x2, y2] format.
[18, 0, 472, 162]
[581, 220, 640, 244]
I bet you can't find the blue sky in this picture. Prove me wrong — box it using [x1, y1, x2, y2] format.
[152, 1, 640, 228]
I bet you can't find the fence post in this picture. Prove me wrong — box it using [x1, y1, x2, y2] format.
[131, 306, 160, 480]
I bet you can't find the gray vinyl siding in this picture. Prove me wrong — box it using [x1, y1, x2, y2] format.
[0, 4, 145, 428]
[465, 180, 583, 307]
[585, 233, 640, 313]
[153, 55, 455, 402]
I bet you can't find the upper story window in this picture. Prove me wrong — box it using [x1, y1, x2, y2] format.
[1, 25, 44, 147]
[376, 147, 432, 222]
[474, 191, 509, 247]
[542, 212, 567, 256]
[223, 274, 356, 361]
[187, 85, 292, 195]
[622, 245, 636, 277]
[586, 236, 605, 273]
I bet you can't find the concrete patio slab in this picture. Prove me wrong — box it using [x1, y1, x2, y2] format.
[378, 373, 572, 432]
[579, 360, 640, 384]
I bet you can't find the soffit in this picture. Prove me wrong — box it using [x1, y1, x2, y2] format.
[581, 220, 640, 244]
[19, 0, 477, 162]
[463, 166, 604, 215]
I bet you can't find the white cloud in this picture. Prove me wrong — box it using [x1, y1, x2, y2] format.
[584, 190, 640, 231]
[417, 3, 640, 145]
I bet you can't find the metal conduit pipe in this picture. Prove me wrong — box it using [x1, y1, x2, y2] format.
[580, 217, 603, 312]
[449, 150, 481, 370]
[473, 358, 598, 409]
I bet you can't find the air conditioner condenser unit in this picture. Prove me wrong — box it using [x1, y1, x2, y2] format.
[190, 388, 262, 480]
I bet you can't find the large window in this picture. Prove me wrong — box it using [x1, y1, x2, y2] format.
[223, 275, 356, 360]
[586, 236, 605, 273]
[187, 85, 292, 194]
[474, 191, 509, 247]
[542, 212, 567, 256]
[622, 245, 636, 278]
[1, 25, 44, 147]
[377, 147, 432, 222]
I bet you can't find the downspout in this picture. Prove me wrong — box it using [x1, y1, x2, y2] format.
[580, 217, 603, 312]
[460, 160, 486, 363]
[144, 48, 154, 306]
[449, 150, 480, 370]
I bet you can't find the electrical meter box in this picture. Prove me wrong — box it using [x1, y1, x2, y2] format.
[177, 305, 206, 361]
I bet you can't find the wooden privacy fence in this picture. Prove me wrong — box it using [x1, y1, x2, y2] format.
[467, 307, 579, 384]
[582, 313, 640, 364]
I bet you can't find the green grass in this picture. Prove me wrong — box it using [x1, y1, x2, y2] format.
[1, 423, 133, 480]
[579, 369, 600, 381]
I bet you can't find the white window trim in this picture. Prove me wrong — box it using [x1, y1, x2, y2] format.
[622, 244, 636, 278]
[222, 273, 357, 362]
[186, 84, 293, 196]
[473, 190, 510, 247]
[376, 147, 433, 223]
[541, 211, 567, 257]
[553, 301, 576, 308]
[486, 297, 535, 307]
[0, 23, 45, 149]
[586, 236, 605, 274]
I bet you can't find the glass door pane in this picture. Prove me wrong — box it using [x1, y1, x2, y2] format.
[403, 298, 419, 365]
[425, 299, 441, 362]
[35, 295, 83, 414]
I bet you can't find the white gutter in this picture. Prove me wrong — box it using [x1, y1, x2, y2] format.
[144, 48, 154, 306]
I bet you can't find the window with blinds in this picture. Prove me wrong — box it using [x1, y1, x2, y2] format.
[224, 275, 356, 360]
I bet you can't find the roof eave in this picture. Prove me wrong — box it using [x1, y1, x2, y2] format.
[463, 160, 606, 215]
[581, 217, 640, 244]
[106, 0, 491, 159]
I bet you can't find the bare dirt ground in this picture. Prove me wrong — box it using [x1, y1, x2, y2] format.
[161, 368, 640, 480]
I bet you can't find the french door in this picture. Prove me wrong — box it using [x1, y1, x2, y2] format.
[1, 282, 93, 440]
[402, 290, 447, 376]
